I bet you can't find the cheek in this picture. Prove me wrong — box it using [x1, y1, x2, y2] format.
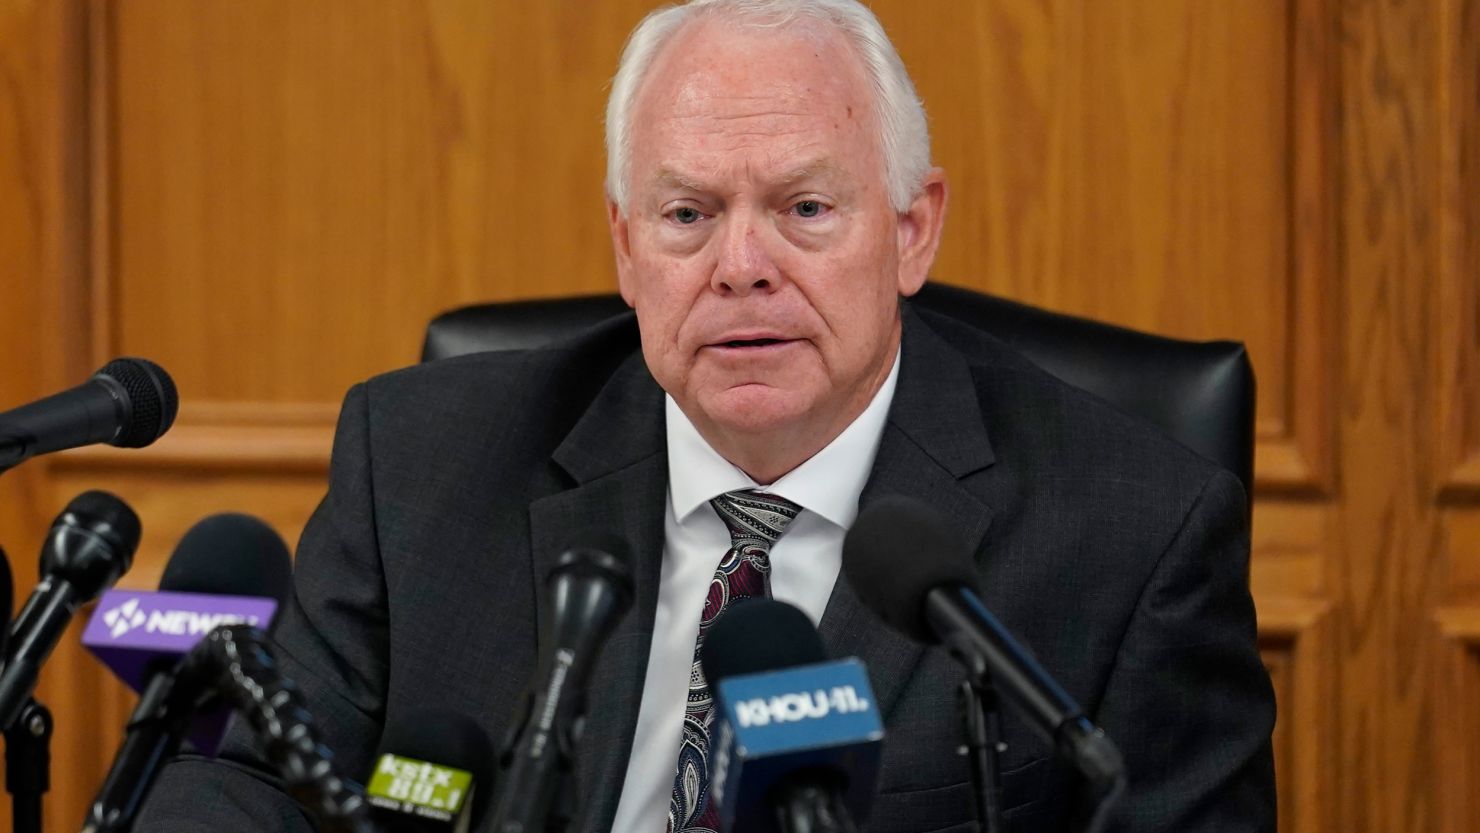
[631, 260, 705, 357]
[804, 268, 899, 370]
[807, 253, 894, 326]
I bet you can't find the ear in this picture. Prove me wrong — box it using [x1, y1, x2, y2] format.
[894, 168, 948, 297]
[607, 198, 637, 308]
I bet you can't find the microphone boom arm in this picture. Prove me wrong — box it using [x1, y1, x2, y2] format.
[175, 625, 374, 833]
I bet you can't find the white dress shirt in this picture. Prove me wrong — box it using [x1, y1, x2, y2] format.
[609, 349, 901, 832]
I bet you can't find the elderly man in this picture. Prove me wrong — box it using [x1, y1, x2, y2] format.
[139, 1, 1274, 831]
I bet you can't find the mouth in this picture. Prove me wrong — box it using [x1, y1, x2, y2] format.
[717, 337, 791, 348]
[701, 335, 804, 358]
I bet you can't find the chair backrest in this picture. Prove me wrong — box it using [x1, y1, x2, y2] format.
[423, 283, 1256, 497]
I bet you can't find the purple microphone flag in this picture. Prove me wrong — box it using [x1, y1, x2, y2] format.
[84, 590, 279, 689]
[83, 589, 279, 754]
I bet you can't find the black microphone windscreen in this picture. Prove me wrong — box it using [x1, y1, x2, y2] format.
[378, 707, 497, 824]
[159, 513, 292, 604]
[700, 598, 826, 685]
[554, 533, 634, 586]
[98, 357, 178, 448]
[56, 489, 143, 559]
[842, 496, 979, 643]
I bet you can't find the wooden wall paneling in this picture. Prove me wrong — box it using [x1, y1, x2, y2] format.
[84, 0, 113, 378]
[1251, 502, 1334, 833]
[1435, 506, 1480, 833]
[1436, 0, 1480, 499]
[1250, 503, 1331, 601]
[1259, 598, 1335, 833]
[1336, 0, 1447, 832]
[104, 0, 658, 411]
[77, 0, 670, 479]
[1270, 0, 1338, 493]
[0, 0, 91, 510]
[1259, 646, 1296, 833]
[0, 0, 57, 577]
[1433, 3, 1480, 825]
[1434, 607, 1480, 833]
[45, 467, 330, 593]
[881, 0, 1335, 494]
[6, 1, 1477, 831]
[0, 2, 110, 831]
[0, 24, 59, 815]
[0, 0, 91, 384]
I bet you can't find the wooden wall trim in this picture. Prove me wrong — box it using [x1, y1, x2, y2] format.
[1255, 0, 1339, 496]
[1334, 0, 1449, 827]
[84, 0, 113, 377]
[1258, 596, 1336, 833]
[1434, 606, 1480, 645]
[50, 402, 338, 472]
[1259, 596, 1333, 637]
[1434, 607, 1480, 833]
[51, 424, 334, 473]
[1436, 0, 1480, 502]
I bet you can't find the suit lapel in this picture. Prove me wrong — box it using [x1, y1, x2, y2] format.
[819, 305, 998, 719]
[527, 353, 667, 833]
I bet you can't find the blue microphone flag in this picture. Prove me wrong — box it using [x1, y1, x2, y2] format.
[710, 658, 883, 833]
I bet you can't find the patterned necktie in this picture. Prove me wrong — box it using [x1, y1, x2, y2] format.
[668, 490, 801, 833]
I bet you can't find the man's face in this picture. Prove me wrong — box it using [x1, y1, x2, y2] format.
[609, 19, 944, 456]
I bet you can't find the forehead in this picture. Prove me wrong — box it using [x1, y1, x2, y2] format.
[628, 18, 879, 186]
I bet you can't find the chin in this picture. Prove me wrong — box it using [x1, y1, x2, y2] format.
[697, 385, 816, 436]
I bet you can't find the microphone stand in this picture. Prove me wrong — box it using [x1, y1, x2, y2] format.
[1068, 758, 1126, 833]
[541, 727, 579, 833]
[957, 676, 1125, 833]
[957, 680, 1005, 833]
[4, 696, 54, 833]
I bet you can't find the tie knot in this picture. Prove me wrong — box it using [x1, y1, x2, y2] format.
[710, 490, 801, 551]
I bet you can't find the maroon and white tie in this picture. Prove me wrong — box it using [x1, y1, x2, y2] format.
[668, 489, 801, 833]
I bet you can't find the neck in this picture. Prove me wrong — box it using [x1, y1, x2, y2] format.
[707, 423, 840, 486]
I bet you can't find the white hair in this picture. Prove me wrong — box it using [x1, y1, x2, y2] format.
[604, 0, 931, 213]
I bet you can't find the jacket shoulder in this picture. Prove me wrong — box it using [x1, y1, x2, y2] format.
[918, 308, 1236, 502]
[358, 311, 641, 438]
[333, 312, 644, 487]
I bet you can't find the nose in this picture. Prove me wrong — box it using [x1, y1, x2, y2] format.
[710, 215, 780, 297]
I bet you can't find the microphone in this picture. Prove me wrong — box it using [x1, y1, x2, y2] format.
[842, 496, 1126, 794]
[171, 624, 373, 833]
[700, 599, 883, 833]
[489, 539, 634, 833]
[0, 358, 178, 474]
[0, 490, 140, 731]
[80, 513, 292, 833]
[366, 708, 497, 833]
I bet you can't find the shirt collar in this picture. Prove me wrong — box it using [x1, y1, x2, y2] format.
[665, 346, 901, 529]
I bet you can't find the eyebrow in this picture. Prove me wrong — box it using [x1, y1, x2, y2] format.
[652, 167, 709, 192]
[649, 158, 845, 194]
[775, 160, 844, 187]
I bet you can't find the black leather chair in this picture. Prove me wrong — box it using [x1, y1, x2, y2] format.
[423, 283, 1256, 498]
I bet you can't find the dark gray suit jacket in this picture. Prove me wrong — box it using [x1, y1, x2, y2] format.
[136, 305, 1275, 832]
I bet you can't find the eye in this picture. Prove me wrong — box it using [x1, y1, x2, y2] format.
[791, 200, 827, 218]
[672, 206, 703, 225]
